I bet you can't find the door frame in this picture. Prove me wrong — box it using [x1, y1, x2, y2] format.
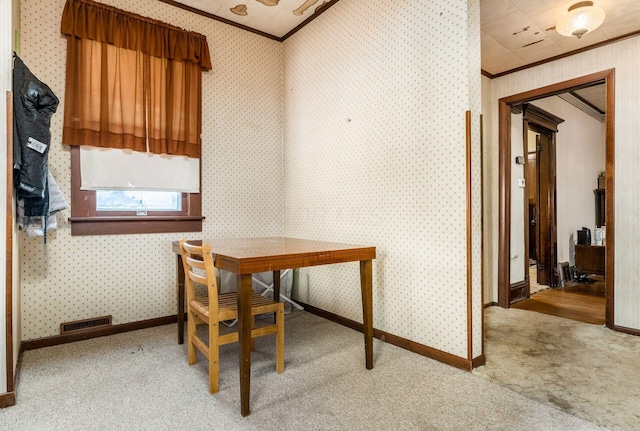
[497, 69, 615, 328]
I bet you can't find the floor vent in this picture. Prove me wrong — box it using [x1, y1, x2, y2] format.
[60, 316, 112, 334]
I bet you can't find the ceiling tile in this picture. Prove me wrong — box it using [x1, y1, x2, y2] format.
[599, 13, 640, 39]
[481, 40, 527, 75]
[481, 34, 504, 53]
[511, 37, 563, 64]
[179, 0, 223, 15]
[482, 11, 546, 50]
[217, 3, 253, 25]
[508, 0, 570, 16]
[244, 2, 283, 24]
[479, 0, 518, 26]
[598, 0, 640, 19]
[263, 8, 307, 36]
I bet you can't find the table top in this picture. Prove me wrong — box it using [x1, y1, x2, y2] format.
[173, 236, 376, 274]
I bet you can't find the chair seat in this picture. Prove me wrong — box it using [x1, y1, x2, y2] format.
[190, 292, 282, 322]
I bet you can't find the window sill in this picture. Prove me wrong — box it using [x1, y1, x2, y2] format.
[68, 216, 204, 236]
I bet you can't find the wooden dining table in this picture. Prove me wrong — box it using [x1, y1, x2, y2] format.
[172, 236, 376, 416]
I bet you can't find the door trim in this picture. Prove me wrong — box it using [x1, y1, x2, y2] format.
[5, 91, 15, 399]
[497, 69, 615, 329]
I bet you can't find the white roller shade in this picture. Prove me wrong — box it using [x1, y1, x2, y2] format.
[80, 146, 199, 192]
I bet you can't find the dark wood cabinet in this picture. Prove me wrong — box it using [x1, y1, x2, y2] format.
[594, 188, 605, 227]
[575, 244, 605, 276]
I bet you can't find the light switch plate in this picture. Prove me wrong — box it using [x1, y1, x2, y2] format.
[518, 178, 526, 188]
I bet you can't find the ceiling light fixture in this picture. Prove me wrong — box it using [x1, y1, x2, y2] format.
[556, 1, 606, 39]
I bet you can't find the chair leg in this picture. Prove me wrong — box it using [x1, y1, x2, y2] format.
[209, 321, 220, 394]
[187, 309, 197, 365]
[275, 304, 285, 374]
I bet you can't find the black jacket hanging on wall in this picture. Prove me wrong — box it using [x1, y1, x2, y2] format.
[13, 54, 59, 218]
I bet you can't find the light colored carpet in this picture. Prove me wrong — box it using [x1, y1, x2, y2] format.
[474, 306, 640, 431]
[1, 310, 606, 430]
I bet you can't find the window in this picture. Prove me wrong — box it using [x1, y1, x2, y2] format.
[60, 0, 211, 235]
[95, 190, 181, 212]
[69, 147, 202, 235]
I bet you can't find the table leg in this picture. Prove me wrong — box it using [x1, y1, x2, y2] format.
[237, 273, 253, 416]
[273, 270, 281, 300]
[360, 259, 373, 369]
[176, 253, 185, 345]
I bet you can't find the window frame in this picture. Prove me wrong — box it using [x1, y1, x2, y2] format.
[68, 146, 203, 235]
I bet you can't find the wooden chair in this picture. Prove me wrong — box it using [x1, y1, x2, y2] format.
[179, 239, 285, 394]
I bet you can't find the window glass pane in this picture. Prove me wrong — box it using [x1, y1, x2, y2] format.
[96, 190, 181, 211]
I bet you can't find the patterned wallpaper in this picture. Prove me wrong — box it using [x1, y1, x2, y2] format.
[283, 0, 482, 358]
[19, 0, 284, 339]
[19, 0, 485, 361]
[466, 0, 483, 360]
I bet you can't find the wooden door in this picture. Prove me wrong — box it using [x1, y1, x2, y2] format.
[535, 130, 557, 287]
[526, 152, 537, 262]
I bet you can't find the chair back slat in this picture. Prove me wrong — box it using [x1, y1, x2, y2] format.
[185, 255, 206, 270]
[189, 271, 207, 286]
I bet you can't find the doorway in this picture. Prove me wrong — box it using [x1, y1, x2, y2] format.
[497, 70, 615, 328]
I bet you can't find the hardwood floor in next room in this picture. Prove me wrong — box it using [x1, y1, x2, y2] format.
[512, 275, 605, 325]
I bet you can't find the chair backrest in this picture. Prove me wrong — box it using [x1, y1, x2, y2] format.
[179, 239, 219, 315]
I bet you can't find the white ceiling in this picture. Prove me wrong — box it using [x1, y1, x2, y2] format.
[165, 0, 333, 39]
[167, 0, 640, 75]
[165, 0, 640, 112]
[165, 0, 629, 111]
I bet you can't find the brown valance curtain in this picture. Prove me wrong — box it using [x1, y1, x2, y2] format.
[61, 0, 211, 71]
[61, 0, 210, 157]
